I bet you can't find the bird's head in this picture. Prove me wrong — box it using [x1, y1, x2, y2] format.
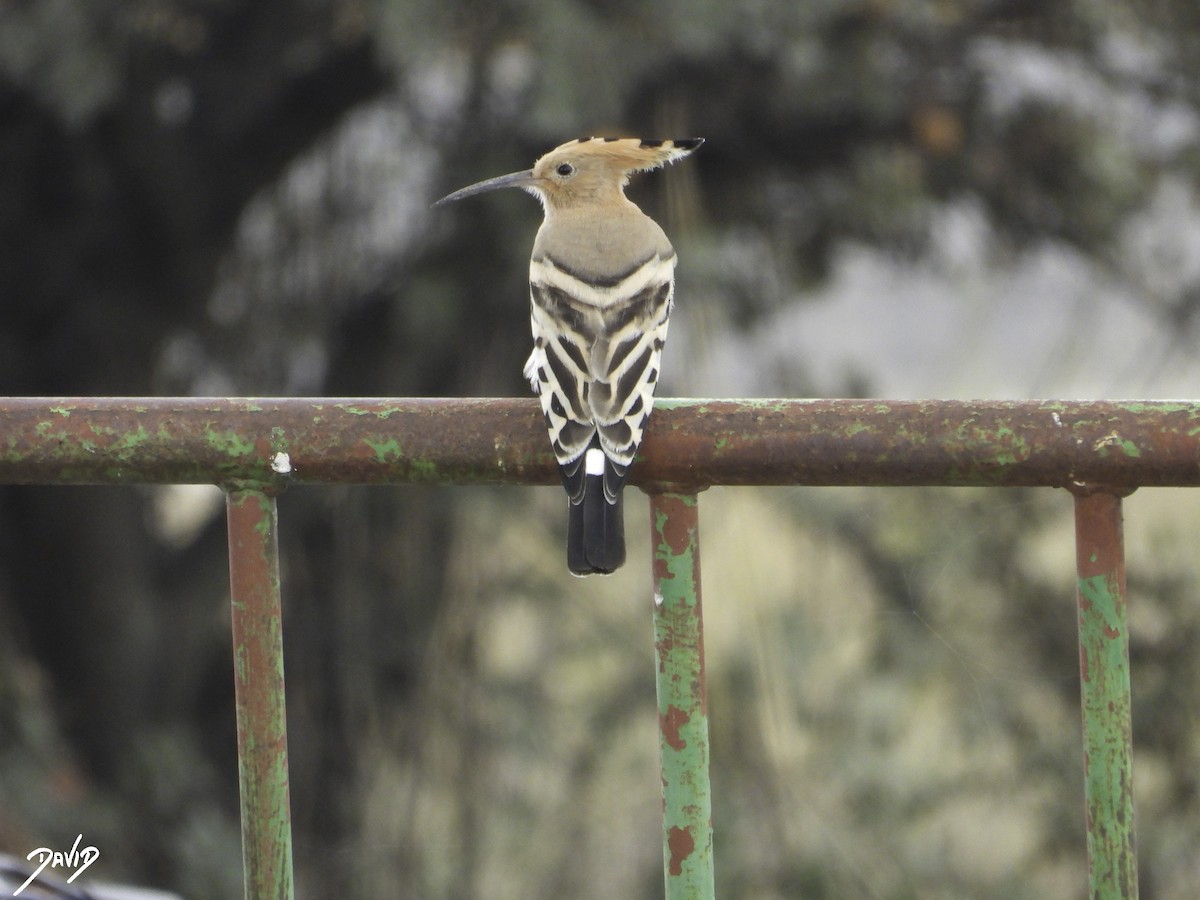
[434, 137, 703, 213]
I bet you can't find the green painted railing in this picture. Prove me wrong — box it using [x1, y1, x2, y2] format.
[1074, 491, 1138, 897]
[651, 492, 714, 899]
[3, 396, 1190, 899]
[227, 489, 295, 900]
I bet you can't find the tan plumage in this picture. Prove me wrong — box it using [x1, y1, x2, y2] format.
[435, 136, 703, 575]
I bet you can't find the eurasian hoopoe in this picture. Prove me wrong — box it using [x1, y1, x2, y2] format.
[435, 136, 702, 575]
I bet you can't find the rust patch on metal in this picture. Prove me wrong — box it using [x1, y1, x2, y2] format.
[666, 825, 695, 876]
[660, 704, 690, 751]
[653, 549, 675, 583]
[655, 633, 674, 672]
[1075, 493, 1127, 582]
[661, 504, 694, 555]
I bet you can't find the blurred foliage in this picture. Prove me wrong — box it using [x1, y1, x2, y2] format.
[4, 1, 1200, 898]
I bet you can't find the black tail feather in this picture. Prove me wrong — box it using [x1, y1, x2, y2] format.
[566, 480, 628, 578]
[566, 497, 593, 575]
[563, 440, 627, 576]
[566, 479, 626, 576]
[580, 473, 625, 574]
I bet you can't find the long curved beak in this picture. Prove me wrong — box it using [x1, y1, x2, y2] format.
[432, 169, 536, 207]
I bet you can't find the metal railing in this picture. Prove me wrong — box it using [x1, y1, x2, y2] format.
[4, 396, 1192, 899]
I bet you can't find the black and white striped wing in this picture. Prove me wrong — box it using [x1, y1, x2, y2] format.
[588, 272, 673, 498]
[524, 280, 600, 502]
[525, 254, 674, 487]
[524, 253, 675, 576]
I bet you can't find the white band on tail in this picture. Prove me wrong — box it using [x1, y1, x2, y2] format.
[585, 447, 605, 476]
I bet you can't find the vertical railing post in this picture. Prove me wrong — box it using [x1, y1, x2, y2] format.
[649, 491, 715, 900]
[1072, 489, 1138, 899]
[226, 489, 295, 900]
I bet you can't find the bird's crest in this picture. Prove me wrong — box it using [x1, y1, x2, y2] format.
[545, 137, 704, 174]
[434, 136, 702, 210]
[527, 137, 703, 209]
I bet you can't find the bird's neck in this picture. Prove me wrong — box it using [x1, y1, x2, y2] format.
[544, 194, 640, 221]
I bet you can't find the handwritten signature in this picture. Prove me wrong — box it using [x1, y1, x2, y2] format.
[13, 834, 99, 896]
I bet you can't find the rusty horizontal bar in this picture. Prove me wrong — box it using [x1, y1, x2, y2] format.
[1, 397, 1199, 489]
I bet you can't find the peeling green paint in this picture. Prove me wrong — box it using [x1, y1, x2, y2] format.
[651, 492, 714, 900]
[736, 397, 792, 413]
[110, 425, 151, 455]
[984, 425, 1028, 466]
[208, 430, 257, 457]
[1075, 493, 1138, 899]
[1078, 573, 1137, 898]
[655, 396, 796, 414]
[1121, 400, 1193, 415]
[364, 437, 402, 462]
[408, 458, 439, 480]
[342, 404, 404, 419]
[227, 490, 295, 900]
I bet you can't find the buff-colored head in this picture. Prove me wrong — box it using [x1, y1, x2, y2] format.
[434, 136, 703, 212]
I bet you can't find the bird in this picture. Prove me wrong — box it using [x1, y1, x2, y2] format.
[434, 136, 703, 575]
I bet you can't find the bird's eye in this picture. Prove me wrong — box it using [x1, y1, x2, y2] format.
[555, 163, 575, 177]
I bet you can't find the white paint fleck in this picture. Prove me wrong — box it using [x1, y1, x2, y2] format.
[271, 452, 292, 474]
[654, 592, 664, 609]
[1051, 412, 1063, 427]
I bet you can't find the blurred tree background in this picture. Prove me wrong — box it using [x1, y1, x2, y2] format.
[4, 1, 1200, 897]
